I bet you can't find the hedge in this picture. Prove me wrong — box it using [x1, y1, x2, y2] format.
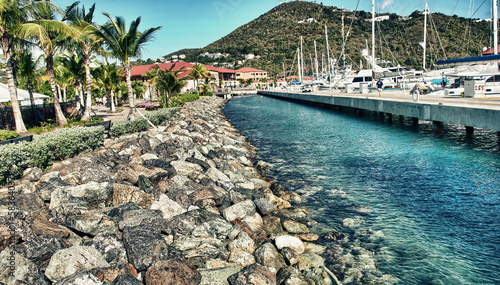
[0, 107, 182, 185]
[0, 126, 104, 184]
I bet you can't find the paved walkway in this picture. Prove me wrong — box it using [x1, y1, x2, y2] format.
[91, 105, 150, 122]
[284, 88, 500, 110]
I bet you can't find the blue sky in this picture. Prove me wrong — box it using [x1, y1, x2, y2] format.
[52, 0, 493, 60]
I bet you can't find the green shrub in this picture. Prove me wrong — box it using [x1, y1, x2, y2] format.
[172, 93, 199, 105]
[0, 126, 104, 185]
[110, 107, 181, 137]
[0, 130, 19, 141]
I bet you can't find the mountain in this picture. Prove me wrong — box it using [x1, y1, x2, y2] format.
[165, 1, 491, 76]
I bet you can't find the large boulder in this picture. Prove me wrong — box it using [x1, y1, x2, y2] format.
[122, 225, 181, 271]
[199, 266, 241, 285]
[50, 182, 113, 211]
[150, 194, 186, 220]
[118, 209, 164, 230]
[110, 274, 143, 285]
[53, 270, 104, 285]
[14, 235, 64, 270]
[112, 184, 153, 208]
[164, 209, 222, 237]
[274, 235, 305, 254]
[227, 263, 276, 285]
[44, 246, 109, 282]
[0, 249, 50, 285]
[144, 259, 201, 285]
[254, 243, 286, 273]
[222, 200, 256, 223]
[282, 220, 309, 234]
[66, 210, 116, 236]
[89, 234, 128, 265]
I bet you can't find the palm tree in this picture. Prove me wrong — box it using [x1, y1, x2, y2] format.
[188, 63, 209, 95]
[16, 50, 42, 123]
[97, 13, 161, 119]
[64, 3, 102, 121]
[57, 53, 85, 112]
[16, 1, 77, 126]
[0, 0, 31, 133]
[92, 62, 122, 112]
[199, 77, 212, 96]
[131, 80, 145, 99]
[152, 64, 187, 107]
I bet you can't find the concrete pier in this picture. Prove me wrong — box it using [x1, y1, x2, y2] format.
[258, 90, 500, 132]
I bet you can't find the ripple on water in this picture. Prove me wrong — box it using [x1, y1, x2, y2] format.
[225, 95, 500, 284]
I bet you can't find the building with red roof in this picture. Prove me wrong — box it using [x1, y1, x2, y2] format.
[128, 62, 194, 82]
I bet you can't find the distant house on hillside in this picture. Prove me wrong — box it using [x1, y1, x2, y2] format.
[245, 54, 255, 60]
[297, 18, 317, 24]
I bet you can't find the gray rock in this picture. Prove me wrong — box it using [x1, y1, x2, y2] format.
[115, 165, 139, 185]
[122, 225, 181, 271]
[14, 236, 64, 270]
[22, 167, 43, 182]
[165, 209, 222, 237]
[171, 160, 203, 176]
[227, 263, 276, 285]
[53, 270, 103, 285]
[280, 247, 299, 266]
[228, 231, 255, 254]
[89, 234, 128, 265]
[296, 253, 325, 271]
[254, 243, 286, 273]
[106, 202, 141, 223]
[150, 194, 186, 220]
[282, 220, 309, 234]
[192, 218, 232, 239]
[0, 193, 45, 218]
[0, 217, 33, 252]
[276, 267, 308, 285]
[263, 216, 283, 236]
[66, 210, 116, 236]
[44, 246, 109, 282]
[222, 200, 256, 223]
[118, 209, 164, 230]
[302, 266, 332, 285]
[50, 182, 113, 211]
[199, 266, 241, 285]
[254, 198, 276, 216]
[38, 177, 70, 202]
[110, 274, 142, 285]
[137, 175, 154, 194]
[0, 248, 50, 285]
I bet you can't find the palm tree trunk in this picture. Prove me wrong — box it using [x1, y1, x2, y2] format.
[46, 55, 68, 126]
[75, 84, 81, 112]
[63, 87, 67, 102]
[110, 90, 116, 113]
[4, 49, 28, 134]
[81, 55, 92, 121]
[80, 84, 85, 107]
[57, 85, 62, 102]
[125, 65, 136, 119]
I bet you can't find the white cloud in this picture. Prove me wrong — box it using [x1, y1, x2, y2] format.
[379, 0, 394, 11]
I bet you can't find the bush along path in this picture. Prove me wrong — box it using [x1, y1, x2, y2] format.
[0, 97, 334, 285]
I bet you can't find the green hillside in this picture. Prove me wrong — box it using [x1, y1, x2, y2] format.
[166, 1, 491, 76]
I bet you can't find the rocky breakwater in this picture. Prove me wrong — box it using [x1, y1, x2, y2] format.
[0, 97, 333, 285]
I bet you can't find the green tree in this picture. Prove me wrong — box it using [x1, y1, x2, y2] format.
[64, 2, 103, 121]
[199, 77, 212, 96]
[132, 80, 145, 98]
[152, 64, 187, 107]
[58, 53, 85, 111]
[188, 63, 209, 95]
[16, 0, 77, 126]
[0, 0, 32, 133]
[97, 13, 161, 119]
[92, 62, 122, 112]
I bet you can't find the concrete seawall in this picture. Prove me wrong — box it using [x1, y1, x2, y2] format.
[259, 91, 500, 132]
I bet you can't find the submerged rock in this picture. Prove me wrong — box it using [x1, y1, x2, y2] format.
[227, 263, 276, 285]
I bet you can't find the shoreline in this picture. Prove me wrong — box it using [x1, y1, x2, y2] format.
[0, 97, 335, 284]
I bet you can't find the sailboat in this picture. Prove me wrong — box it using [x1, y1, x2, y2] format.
[425, 0, 500, 98]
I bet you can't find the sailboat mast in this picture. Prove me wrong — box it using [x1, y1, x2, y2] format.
[325, 25, 331, 79]
[494, 0, 498, 54]
[300, 36, 304, 82]
[423, 2, 428, 70]
[314, 41, 319, 78]
[297, 48, 302, 83]
[371, 0, 375, 71]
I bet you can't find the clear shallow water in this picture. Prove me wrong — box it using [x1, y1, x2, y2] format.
[224, 95, 500, 284]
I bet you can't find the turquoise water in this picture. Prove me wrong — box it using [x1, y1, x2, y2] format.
[224, 95, 500, 284]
